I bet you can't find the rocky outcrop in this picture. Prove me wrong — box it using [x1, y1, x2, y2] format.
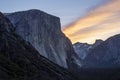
[73, 39, 103, 60]
[83, 34, 120, 68]
[73, 42, 92, 60]
[0, 12, 77, 80]
[5, 9, 79, 68]
[92, 39, 103, 48]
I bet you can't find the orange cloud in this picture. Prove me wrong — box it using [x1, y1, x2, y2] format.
[63, 0, 120, 44]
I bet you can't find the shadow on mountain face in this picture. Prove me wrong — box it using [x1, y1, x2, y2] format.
[0, 11, 78, 80]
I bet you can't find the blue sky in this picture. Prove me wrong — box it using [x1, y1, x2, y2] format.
[0, 0, 103, 27]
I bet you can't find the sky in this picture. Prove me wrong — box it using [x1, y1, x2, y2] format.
[63, 0, 120, 44]
[1, 0, 120, 44]
[0, 0, 103, 26]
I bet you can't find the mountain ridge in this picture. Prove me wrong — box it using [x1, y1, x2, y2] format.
[83, 33, 120, 68]
[73, 39, 103, 60]
[0, 11, 77, 80]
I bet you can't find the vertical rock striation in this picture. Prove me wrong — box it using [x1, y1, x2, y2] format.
[5, 9, 79, 68]
[0, 11, 77, 80]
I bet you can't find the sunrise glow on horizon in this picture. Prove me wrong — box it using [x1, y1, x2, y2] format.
[1, 0, 120, 44]
[63, 0, 120, 44]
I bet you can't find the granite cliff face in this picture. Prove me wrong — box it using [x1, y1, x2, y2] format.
[5, 9, 79, 68]
[83, 34, 120, 68]
[0, 12, 77, 80]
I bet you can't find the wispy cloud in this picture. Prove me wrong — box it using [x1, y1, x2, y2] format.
[63, 0, 120, 44]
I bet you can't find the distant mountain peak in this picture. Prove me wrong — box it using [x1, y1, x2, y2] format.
[73, 39, 103, 60]
[94, 39, 103, 45]
[82, 34, 120, 68]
